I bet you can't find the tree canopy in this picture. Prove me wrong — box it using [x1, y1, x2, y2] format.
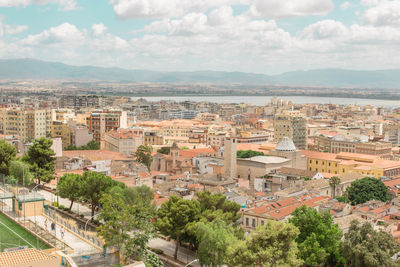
[237, 150, 265, 159]
[156, 147, 170, 155]
[8, 160, 33, 186]
[346, 177, 390, 205]
[156, 195, 201, 259]
[135, 145, 153, 172]
[0, 140, 17, 176]
[98, 189, 155, 264]
[57, 173, 83, 210]
[289, 205, 344, 267]
[81, 171, 121, 218]
[65, 140, 100, 151]
[196, 190, 241, 224]
[227, 220, 303, 267]
[195, 219, 238, 267]
[23, 137, 56, 184]
[342, 220, 399, 267]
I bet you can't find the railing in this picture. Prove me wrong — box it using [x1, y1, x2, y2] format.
[44, 208, 103, 248]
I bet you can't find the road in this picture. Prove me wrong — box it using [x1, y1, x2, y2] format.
[148, 238, 200, 267]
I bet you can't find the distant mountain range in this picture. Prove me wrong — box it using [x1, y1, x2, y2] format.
[1, 58, 400, 88]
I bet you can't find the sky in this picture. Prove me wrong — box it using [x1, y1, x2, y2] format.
[1, 0, 400, 74]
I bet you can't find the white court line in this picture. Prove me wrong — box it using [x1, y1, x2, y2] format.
[0, 217, 36, 248]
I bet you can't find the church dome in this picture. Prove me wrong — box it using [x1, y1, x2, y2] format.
[275, 137, 296, 152]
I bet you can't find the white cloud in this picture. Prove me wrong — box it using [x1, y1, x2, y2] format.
[22, 23, 84, 46]
[340, 1, 352, 10]
[0, 16, 28, 36]
[0, 0, 77, 10]
[363, 0, 400, 26]
[247, 0, 334, 18]
[109, 0, 248, 19]
[300, 20, 348, 39]
[92, 23, 108, 36]
[5, 24, 28, 34]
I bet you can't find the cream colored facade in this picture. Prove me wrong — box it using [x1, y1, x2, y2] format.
[102, 129, 143, 155]
[274, 111, 307, 150]
[159, 124, 191, 137]
[2, 107, 51, 142]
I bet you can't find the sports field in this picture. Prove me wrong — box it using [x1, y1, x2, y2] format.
[0, 212, 51, 252]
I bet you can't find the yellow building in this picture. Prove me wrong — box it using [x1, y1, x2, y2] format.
[51, 121, 71, 149]
[303, 151, 400, 178]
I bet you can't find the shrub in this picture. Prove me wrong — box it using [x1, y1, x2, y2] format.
[150, 248, 164, 255]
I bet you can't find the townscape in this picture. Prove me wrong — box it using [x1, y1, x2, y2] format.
[1, 93, 400, 266]
[2, 0, 400, 266]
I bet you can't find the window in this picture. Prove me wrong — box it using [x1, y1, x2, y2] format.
[252, 219, 255, 227]
[316, 160, 318, 165]
[261, 220, 264, 226]
[246, 218, 249, 226]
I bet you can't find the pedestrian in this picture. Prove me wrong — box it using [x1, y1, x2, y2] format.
[44, 218, 48, 230]
[60, 227, 65, 239]
[51, 222, 55, 231]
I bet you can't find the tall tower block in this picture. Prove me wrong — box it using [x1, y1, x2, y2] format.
[224, 137, 237, 180]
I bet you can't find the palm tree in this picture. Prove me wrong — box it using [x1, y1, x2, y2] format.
[329, 176, 341, 198]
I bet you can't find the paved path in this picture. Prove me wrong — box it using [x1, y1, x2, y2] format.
[38, 189, 94, 219]
[148, 238, 200, 267]
[29, 215, 99, 257]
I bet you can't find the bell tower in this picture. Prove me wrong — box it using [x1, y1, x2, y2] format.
[224, 137, 237, 180]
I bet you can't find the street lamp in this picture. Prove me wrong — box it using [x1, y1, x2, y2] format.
[185, 259, 199, 267]
[84, 213, 100, 231]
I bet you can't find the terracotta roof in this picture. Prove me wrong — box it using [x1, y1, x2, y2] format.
[179, 147, 216, 158]
[301, 150, 340, 161]
[0, 248, 57, 266]
[384, 178, 400, 188]
[106, 129, 141, 139]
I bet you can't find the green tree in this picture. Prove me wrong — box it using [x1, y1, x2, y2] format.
[346, 177, 390, 205]
[109, 185, 156, 217]
[227, 220, 303, 267]
[81, 171, 120, 218]
[65, 140, 100, 151]
[135, 145, 153, 172]
[23, 137, 56, 185]
[329, 176, 341, 198]
[342, 220, 399, 267]
[236, 150, 265, 159]
[0, 140, 17, 176]
[157, 147, 170, 155]
[195, 219, 238, 266]
[8, 160, 33, 186]
[57, 173, 83, 210]
[289, 205, 344, 267]
[98, 190, 155, 264]
[196, 190, 241, 224]
[156, 195, 201, 259]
